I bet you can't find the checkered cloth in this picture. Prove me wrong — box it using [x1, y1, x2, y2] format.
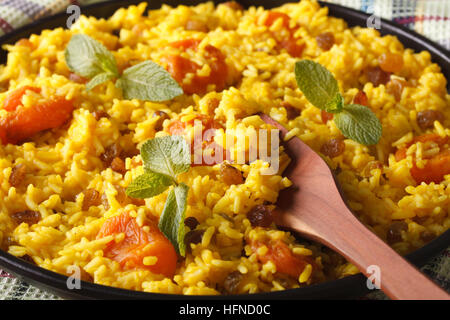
[321, 0, 450, 49]
[0, 0, 449, 300]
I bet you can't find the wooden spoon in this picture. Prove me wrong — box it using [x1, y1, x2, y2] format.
[259, 113, 449, 300]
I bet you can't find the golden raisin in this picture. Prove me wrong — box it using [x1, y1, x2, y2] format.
[153, 111, 170, 132]
[361, 160, 383, 177]
[109, 185, 144, 207]
[11, 210, 41, 225]
[9, 163, 27, 187]
[115, 186, 129, 206]
[320, 139, 345, 158]
[278, 273, 300, 289]
[386, 78, 407, 101]
[223, 271, 243, 294]
[184, 217, 200, 230]
[100, 143, 122, 165]
[282, 102, 301, 120]
[366, 66, 391, 87]
[413, 216, 428, 225]
[184, 229, 205, 252]
[247, 205, 273, 227]
[2, 236, 14, 250]
[110, 157, 126, 175]
[220, 163, 244, 185]
[111, 29, 120, 37]
[121, 146, 140, 159]
[386, 221, 407, 244]
[82, 189, 101, 211]
[379, 53, 404, 73]
[416, 110, 444, 129]
[185, 20, 208, 32]
[420, 230, 436, 243]
[316, 32, 335, 51]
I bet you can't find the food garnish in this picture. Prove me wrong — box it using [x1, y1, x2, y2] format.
[294, 60, 382, 145]
[126, 136, 191, 256]
[96, 211, 178, 276]
[0, 87, 74, 145]
[394, 134, 450, 184]
[65, 34, 183, 101]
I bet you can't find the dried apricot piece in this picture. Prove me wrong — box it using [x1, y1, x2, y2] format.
[0, 96, 74, 145]
[97, 212, 177, 277]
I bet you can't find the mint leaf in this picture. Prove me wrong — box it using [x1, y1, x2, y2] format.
[295, 60, 340, 110]
[141, 136, 190, 179]
[116, 61, 183, 102]
[65, 34, 119, 79]
[325, 93, 344, 113]
[125, 171, 174, 199]
[158, 183, 189, 256]
[126, 136, 192, 256]
[334, 104, 382, 145]
[65, 35, 183, 102]
[85, 72, 116, 90]
[294, 60, 382, 146]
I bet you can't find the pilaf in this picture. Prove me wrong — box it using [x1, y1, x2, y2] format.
[0, 0, 449, 295]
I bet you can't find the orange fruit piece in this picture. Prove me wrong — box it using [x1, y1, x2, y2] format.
[97, 212, 178, 277]
[0, 88, 74, 145]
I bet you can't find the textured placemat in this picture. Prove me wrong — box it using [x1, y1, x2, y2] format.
[0, 0, 449, 300]
[321, 0, 450, 50]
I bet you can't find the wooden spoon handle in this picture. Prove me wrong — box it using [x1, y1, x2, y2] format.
[332, 218, 448, 300]
[328, 214, 448, 299]
[282, 205, 449, 300]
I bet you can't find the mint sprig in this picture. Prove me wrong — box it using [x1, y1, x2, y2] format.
[125, 136, 191, 256]
[295, 60, 382, 145]
[65, 34, 183, 101]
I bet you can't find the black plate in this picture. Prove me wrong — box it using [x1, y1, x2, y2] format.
[0, 0, 449, 300]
